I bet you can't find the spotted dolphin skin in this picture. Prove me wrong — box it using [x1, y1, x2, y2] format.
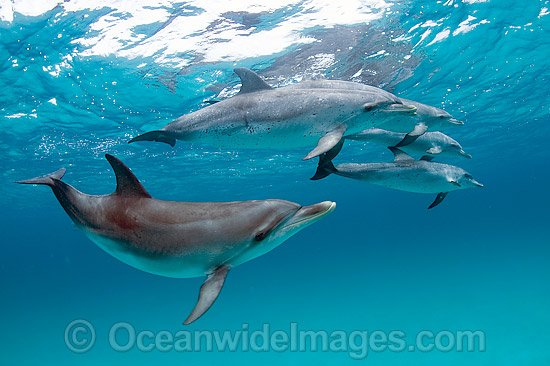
[129, 68, 417, 160]
[16, 154, 336, 324]
[312, 147, 482, 209]
[346, 128, 472, 159]
[282, 79, 463, 147]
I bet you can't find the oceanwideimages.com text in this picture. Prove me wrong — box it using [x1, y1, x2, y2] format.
[65, 320, 486, 359]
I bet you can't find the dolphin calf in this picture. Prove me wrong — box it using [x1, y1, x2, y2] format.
[129, 67, 418, 160]
[311, 147, 482, 209]
[346, 128, 472, 159]
[282, 79, 463, 147]
[16, 154, 336, 324]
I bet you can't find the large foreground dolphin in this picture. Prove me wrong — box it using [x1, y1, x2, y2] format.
[346, 128, 472, 159]
[16, 155, 336, 324]
[129, 68, 418, 160]
[312, 147, 482, 209]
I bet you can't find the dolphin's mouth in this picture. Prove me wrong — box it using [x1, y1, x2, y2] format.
[283, 201, 336, 229]
[449, 118, 464, 125]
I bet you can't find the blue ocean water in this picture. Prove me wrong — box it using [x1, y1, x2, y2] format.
[1, 0, 549, 365]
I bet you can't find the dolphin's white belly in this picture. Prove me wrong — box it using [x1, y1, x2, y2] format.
[367, 172, 454, 193]
[82, 230, 218, 278]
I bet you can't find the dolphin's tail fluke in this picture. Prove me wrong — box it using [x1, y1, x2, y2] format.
[15, 168, 66, 186]
[128, 130, 176, 147]
[310, 156, 337, 180]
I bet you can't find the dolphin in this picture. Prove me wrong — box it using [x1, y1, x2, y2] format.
[129, 67, 418, 160]
[381, 98, 463, 147]
[16, 154, 336, 324]
[282, 79, 463, 147]
[311, 147, 482, 209]
[346, 128, 472, 159]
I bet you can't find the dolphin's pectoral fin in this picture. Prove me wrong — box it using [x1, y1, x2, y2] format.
[426, 146, 443, 155]
[105, 154, 152, 198]
[128, 131, 176, 147]
[388, 147, 415, 162]
[428, 192, 449, 209]
[319, 137, 345, 165]
[303, 128, 346, 161]
[234, 68, 273, 94]
[395, 123, 428, 147]
[184, 265, 230, 325]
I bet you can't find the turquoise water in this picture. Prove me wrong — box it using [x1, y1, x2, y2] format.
[1, 1, 549, 364]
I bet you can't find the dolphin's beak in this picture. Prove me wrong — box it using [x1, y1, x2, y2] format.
[449, 118, 464, 125]
[460, 149, 472, 159]
[284, 201, 336, 229]
[472, 179, 484, 187]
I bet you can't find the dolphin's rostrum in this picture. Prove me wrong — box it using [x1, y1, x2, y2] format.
[16, 154, 336, 324]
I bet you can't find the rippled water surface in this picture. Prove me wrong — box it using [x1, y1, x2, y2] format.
[1, 0, 549, 365]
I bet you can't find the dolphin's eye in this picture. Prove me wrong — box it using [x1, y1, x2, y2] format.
[439, 115, 446, 119]
[464, 173, 473, 180]
[254, 232, 267, 241]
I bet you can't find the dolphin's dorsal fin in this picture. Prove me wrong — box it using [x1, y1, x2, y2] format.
[388, 147, 414, 162]
[105, 154, 151, 198]
[420, 155, 435, 161]
[234, 68, 273, 94]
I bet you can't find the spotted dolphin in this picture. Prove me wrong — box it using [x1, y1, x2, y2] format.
[16, 154, 336, 324]
[129, 68, 417, 160]
[282, 79, 463, 147]
[346, 128, 472, 159]
[312, 147, 482, 209]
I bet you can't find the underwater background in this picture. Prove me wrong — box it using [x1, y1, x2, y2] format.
[1, 0, 549, 364]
